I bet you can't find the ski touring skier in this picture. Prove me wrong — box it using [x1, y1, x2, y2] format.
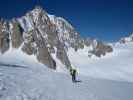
[70, 68, 78, 83]
[70, 67, 81, 83]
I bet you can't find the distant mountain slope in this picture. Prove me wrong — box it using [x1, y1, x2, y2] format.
[119, 33, 133, 43]
[68, 41, 133, 82]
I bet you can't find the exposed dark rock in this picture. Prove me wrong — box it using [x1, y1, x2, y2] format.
[22, 30, 36, 55]
[90, 41, 113, 57]
[84, 38, 94, 46]
[56, 42, 71, 69]
[22, 43, 35, 55]
[37, 47, 56, 69]
[0, 21, 10, 54]
[119, 33, 133, 44]
[11, 22, 23, 48]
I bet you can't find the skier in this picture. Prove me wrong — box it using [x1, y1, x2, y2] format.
[70, 68, 77, 82]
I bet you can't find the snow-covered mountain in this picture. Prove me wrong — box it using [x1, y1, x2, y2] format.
[0, 6, 112, 71]
[0, 6, 133, 100]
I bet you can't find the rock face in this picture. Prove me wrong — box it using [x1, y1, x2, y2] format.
[0, 6, 113, 70]
[37, 47, 56, 69]
[56, 41, 71, 69]
[0, 20, 10, 54]
[83, 38, 113, 57]
[11, 21, 23, 48]
[90, 41, 113, 57]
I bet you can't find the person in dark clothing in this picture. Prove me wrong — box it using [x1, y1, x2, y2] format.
[72, 69, 76, 82]
[70, 68, 77, 82]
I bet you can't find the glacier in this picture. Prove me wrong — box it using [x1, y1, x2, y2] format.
[0, 41, 133, 100]
[68, 42, 133, 82]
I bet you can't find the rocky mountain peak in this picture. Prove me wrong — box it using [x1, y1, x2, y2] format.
[0, 6, 113, 70]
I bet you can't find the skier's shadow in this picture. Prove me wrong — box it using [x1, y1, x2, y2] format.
[74, 80, 82, 83]
[76, 80, 82, 82]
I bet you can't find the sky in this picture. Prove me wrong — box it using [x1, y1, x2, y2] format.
[0, 0, 133, 41]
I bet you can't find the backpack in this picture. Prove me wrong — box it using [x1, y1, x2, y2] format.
[70, 69, 73, 75]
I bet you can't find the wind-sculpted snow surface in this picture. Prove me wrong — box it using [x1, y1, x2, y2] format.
[0, 63, 133, 100]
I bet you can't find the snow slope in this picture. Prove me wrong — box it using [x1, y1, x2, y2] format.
[0, 40, 133, 100]
[0, 47, 44, 69]
[68, 42, 133, 82]
[0, 60, 133, 100]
